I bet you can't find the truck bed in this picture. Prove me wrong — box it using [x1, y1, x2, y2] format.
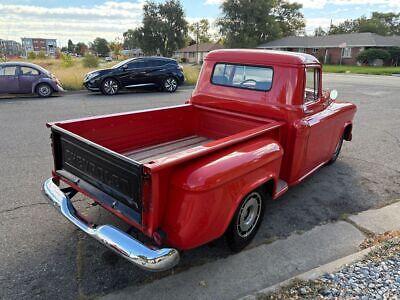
[50, 104, 283, 219]
[125, 135, 213, 163]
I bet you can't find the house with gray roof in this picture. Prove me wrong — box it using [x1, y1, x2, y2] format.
[174, 43, 224, 64]
[258, 32, 400, 65]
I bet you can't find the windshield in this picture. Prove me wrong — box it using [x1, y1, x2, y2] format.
[112, 58, 133, 69]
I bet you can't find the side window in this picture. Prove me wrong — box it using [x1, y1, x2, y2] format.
[304, 68, 320, 104]
[20, 67, 40, 76]
[0, 66, 17, 76]
[211, 63, 273, 91]
[128, 61, 145, 68]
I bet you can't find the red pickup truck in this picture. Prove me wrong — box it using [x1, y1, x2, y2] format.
[43, 50, 356, 271]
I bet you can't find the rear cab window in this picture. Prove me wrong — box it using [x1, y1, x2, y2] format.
[211, 63, 273, 92]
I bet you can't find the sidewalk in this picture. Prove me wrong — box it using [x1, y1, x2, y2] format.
[100, 201, 400, 300]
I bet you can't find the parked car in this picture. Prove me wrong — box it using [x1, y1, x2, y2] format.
[83, 56, 185, 95]
[0, 62, 63, 97]
[104, 56, 113, 62]
[43, 50, 356, 271]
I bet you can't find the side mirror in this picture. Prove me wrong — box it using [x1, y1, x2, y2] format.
[329, 89, 338, 100]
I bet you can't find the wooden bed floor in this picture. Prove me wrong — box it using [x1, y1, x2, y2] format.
[124, 135, 213, 163]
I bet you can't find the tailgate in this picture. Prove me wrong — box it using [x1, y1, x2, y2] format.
[51, 126, 143, 217]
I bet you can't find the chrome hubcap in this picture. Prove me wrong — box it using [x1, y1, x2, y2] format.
[164, 78, 177, 92]
[237, 192, 262, 238]
[39, 85, 50, 96]
[104, 80, 118, 94]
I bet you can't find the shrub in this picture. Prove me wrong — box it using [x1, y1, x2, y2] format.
[27, 52, 37, 60]
[61, 53, 74, 68]
[180, 57, 188, 63]
[356, 49, 390, 65]
[37, 51, 46, 59]
[82, 54, 99, 68]
[388, 47, 400, 66]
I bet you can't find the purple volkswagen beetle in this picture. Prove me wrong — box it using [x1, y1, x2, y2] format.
[0, 62, 64, 97]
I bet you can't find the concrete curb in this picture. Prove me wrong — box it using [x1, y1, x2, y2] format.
[240, 245, 378, 300]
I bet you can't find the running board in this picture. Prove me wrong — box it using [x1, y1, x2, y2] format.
[273, 179, 288, 199]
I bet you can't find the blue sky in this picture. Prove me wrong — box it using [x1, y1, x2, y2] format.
[0, 0, 399, 46]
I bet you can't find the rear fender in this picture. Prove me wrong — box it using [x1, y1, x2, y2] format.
[164, 137, 283, 249]
[32, 78, 57, 93]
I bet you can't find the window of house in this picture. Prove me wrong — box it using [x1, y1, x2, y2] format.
[342, 47, 352, 58]
[304, 68, 320, 104]
[312, 48, 318, 53]
[211, 63, 273, 92]
[298, 48, 305, 53]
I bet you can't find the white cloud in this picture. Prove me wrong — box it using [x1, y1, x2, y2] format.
[288, 0, 400, 9]
[204, 0, 224, 5]
[0, 1, 144, 45]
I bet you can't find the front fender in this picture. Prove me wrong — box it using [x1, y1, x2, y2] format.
[163, 137, 283, 250]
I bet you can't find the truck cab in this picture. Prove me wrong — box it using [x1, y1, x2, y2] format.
[43, 50, 356, 271]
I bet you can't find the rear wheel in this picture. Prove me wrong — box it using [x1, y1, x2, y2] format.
[36, 83, 53, 98]
[226, 188, 265, 252]
[328, 134, 344, 165]
[101, 78, 119, 95]
[163, 77, 178, 93]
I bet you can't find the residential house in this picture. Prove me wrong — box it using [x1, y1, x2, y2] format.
[0, 39, 22, 57]
[258, 32, 400, 65]
[21, 38, 57, 57]
[121, 48, 144, 58]
[175, 43, 224, 63]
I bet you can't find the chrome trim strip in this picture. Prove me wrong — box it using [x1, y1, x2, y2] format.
[42, 178, 179, 271]
[125, 83, 156, 88]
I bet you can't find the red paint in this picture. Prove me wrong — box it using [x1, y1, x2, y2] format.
[47, 50, 356, 250]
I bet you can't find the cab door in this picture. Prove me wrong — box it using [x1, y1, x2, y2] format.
[302, 67, 335, 172]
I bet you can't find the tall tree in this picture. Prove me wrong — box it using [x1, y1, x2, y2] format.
[189, 19, 212, 44]
[137, 0, 188, 56]
[123, 29, 141, 49]
[67, 39, 75, 53]
[75, 42, 88, 56]
[273, 2, 305, 37]
[314, 26, 327, 37]
[217, 0, 304, 48]
[329, 12, 400, 36]
[109, 40, 123, 59]
[91, 38, 110, 56]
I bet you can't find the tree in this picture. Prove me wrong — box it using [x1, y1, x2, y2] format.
[314, 26, 327, 37]
[136, 0, 188, 57]
[189, 19, 212, 44]
[109, 40, 123, 59]
[75, 42, 88, 56]
[388, 47, 400, 66]
[273, 2, 305, 37]
[329, 12, 400, 36]
[217, 0, 304, 48]
[67, 39, 75, 53]
[123, 29, 141, 49]
[91, 37, 110, 57]
[356, 48, 390, 65]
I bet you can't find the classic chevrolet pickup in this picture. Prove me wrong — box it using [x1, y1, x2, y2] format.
[43, 49, 356, 271]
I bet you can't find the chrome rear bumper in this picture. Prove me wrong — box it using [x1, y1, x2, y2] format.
[42, 178, 179, 271]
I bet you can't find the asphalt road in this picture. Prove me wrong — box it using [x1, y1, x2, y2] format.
[1, 75, 400, 299]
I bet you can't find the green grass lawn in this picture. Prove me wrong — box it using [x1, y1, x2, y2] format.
[323, 65, 400, 75]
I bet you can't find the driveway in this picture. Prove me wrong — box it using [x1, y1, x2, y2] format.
[0, 75, 399, 299]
